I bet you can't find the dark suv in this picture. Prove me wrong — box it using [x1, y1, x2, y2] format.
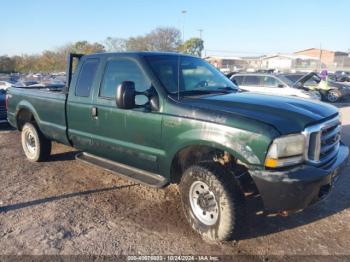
[0, 89, 7, 124]
[335, 71, 350, 82]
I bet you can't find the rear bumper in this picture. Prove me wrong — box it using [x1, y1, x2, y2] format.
[250, 143, 349, 212]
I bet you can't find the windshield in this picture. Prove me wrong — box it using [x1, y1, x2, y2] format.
[145, 55, 238, 96]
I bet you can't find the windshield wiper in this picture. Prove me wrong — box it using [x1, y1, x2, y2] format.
[216, 86, 238, 92]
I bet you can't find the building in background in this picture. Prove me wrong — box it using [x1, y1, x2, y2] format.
[294, 48, 350, 70]
[204, 48, 350, 73]
[204, 56, 247, 73]
[260, 54, 319, 72]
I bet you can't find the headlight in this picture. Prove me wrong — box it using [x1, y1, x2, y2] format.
[265, 134, 305, 168]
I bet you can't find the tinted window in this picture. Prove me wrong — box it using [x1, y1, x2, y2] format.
[75, 59, 99, 97]
[262, 76, 279, 87]
[243, 76, 261, 86]
[232, 75, 243, 85]
[100, 59, 151, 98]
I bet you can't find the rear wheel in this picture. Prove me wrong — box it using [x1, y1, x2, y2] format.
[326, 90, 341, 103]
[21, 123, 51, 162]
[179, 162, 245, 242]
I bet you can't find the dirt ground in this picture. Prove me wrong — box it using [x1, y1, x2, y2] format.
[0, 104, 349, 258]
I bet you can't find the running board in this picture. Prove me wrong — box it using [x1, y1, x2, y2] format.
[75, 152, 168, 188]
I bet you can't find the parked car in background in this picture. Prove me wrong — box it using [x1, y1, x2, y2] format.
[327, 73, 337, 82]
[281, 72, 350, 102]
[230, 73, 321, 101]
[334, 71, 350, 82]
[14, 80, 39, 87]
[0, 89, 7, 123]
[0, 81, 13, 90]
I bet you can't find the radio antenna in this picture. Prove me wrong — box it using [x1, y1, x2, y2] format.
[177, 55, 181, 100]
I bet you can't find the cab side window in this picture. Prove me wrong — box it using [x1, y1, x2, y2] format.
[100, 59, 151, 98]
[262, 76, 279, 87]
[75, 58, 99, 97]
[232, 75, 243, 86]
[243, 75, 261, 86]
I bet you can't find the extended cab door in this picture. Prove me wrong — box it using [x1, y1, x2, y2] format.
[66, 57, 101, 152]
[90, 57, 163, 173]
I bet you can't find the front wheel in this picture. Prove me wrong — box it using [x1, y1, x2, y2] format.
[179, 163, 245, 242]
[21, 122, 51, 162]
[326, 90, 341, 103]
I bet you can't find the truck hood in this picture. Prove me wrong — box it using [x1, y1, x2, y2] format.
[181, 92, 338, 134]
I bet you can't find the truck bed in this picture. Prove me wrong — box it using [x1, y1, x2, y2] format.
[7, 87, 70, 145]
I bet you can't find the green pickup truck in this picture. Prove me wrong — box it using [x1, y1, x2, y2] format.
[6, 52, 349, 241]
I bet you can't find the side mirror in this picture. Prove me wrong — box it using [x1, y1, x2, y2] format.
[277, 84, 285, 88]
[116, 81, 135, 109]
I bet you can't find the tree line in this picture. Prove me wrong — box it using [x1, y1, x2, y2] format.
[0, 27, 204, 73]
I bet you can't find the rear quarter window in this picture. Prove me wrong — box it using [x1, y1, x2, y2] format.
[232, 75, 243, 85]
[243, 75, 261, 86]
[75, 58, 100, 97]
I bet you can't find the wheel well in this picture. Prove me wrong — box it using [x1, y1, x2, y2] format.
[170, 145, 259, 195]
[16, 108, 36, 131]
[170, 145, 221, 184]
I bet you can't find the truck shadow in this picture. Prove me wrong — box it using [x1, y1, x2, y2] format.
[241, 124, 350, 240]
[0, 123, 15, 132]
[0, 184, 137, 213]
[49, 151, 81, 162]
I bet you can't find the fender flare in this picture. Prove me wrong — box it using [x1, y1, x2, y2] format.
[15, 100, 42, 130]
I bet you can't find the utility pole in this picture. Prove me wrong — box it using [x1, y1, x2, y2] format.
[198, 29, 203, 40]
[319, 43, 323, 71]
[181, 10, 187, 43]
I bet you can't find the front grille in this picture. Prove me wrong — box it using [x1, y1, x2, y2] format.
[304, 116, 341, 166]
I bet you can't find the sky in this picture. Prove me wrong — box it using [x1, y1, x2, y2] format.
[1, 0, 350, 56]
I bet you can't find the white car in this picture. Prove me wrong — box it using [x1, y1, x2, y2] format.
[230, 73, 321, 101]
[0, 81, 13, 90]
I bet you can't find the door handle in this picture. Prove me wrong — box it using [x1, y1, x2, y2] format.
[91, 107, 98, 118]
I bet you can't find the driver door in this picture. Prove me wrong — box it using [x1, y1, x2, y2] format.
[91, 57, 163, 172]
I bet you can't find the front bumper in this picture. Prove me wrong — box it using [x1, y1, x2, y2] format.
[250, 143, 349, 212]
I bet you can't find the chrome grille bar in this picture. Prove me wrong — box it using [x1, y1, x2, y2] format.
[303, 116, 341, 166]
